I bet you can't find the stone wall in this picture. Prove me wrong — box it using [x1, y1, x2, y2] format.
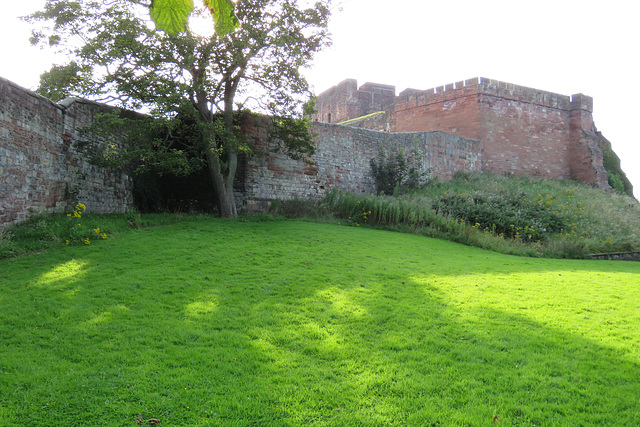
[0, 77, 133, 226]
[239, 118, 481, 212]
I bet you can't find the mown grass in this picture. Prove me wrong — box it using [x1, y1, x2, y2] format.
[1, 218, 639, 426]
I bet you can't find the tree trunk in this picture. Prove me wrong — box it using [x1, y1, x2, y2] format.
[196, 79, 240, 218]
[206, 150, 237, 218]
[216, 181, 237, 218]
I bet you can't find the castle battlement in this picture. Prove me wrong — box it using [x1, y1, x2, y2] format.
[395, 77, 592, 113]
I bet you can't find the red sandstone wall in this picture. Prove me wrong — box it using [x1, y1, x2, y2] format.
[391, 77, 608, 185]
[315, 79, 358, 123]
[478, 94, 572, 178]
[314, 79, 396, 125]
[568, 103, 608, 187]
[478, 79, 581, 179]
[393, 79, 482, 139]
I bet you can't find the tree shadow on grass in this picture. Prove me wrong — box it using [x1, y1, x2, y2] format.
[238, 268, 640, 426]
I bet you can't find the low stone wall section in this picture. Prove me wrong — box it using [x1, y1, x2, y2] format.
[240, 120, 481, 211]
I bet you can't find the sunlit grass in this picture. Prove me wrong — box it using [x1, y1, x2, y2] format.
[1, 219, 639, 426]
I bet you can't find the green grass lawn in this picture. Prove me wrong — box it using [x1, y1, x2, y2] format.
[1, 218, 639, 426]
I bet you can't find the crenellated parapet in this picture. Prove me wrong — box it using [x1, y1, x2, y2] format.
[395, 77, 593, 114]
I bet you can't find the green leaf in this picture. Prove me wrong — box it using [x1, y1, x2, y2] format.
[202, 0, 240, 36]
[150, 0, 194, 35]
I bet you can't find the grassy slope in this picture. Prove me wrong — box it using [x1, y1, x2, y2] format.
[416, 173, 640, 248]
[320, 173, 640, 258]
[1, 219, 639, 426]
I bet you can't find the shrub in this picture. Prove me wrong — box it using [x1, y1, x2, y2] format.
[431, 192, 566, 241]
[608, 172, 626, 194]
[370, 144, 430, 195]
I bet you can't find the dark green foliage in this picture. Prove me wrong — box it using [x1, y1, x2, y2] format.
[77, 105, 247, 212]
[77, 104, 219, 177]
[432, 193, 566, 241]
[132, 172, 164, 213]
[608, 172, 626, 194]
[36, 62, 91, 102]
[598, 133, 634, 197]
[370, 144, 430, 195]
[268, 116, 316, 162]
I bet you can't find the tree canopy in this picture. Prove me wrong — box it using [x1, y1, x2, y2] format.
[26, 0, 332, 217]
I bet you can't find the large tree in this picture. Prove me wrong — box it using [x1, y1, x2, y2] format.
[26, 0, 331, 217]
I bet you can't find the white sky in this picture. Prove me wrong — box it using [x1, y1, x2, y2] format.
[2, 0, 639, 198]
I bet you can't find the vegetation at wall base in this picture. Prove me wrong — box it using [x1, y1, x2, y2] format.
[2, 173, 638, 261]
[0, 210, 187, 260]
[318, 172, 639, 259]
[1, 219, 639, 426]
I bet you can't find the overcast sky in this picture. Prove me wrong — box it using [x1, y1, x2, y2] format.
[2, 0, 638, 198]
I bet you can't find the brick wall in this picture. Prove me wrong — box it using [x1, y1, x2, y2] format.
[1, 74, 614, 224]
[0, 77, 133, 226]
[394, 79, 482, 139]
[477, 88, 572, 178]
[477, 80, 606, 184]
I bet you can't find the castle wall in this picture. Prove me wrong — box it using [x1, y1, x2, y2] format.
[315, 79, 396, 125]
[478, 88, 572, 178]
[1, 75, 615, 225]
[0, 77, 133, 226]
[568, 101, 609, 187]
[477, 79, 606, 181]
[393, 79, 482, 139]
[239, 119, 481, 212]
[336, 77, 609, 187]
